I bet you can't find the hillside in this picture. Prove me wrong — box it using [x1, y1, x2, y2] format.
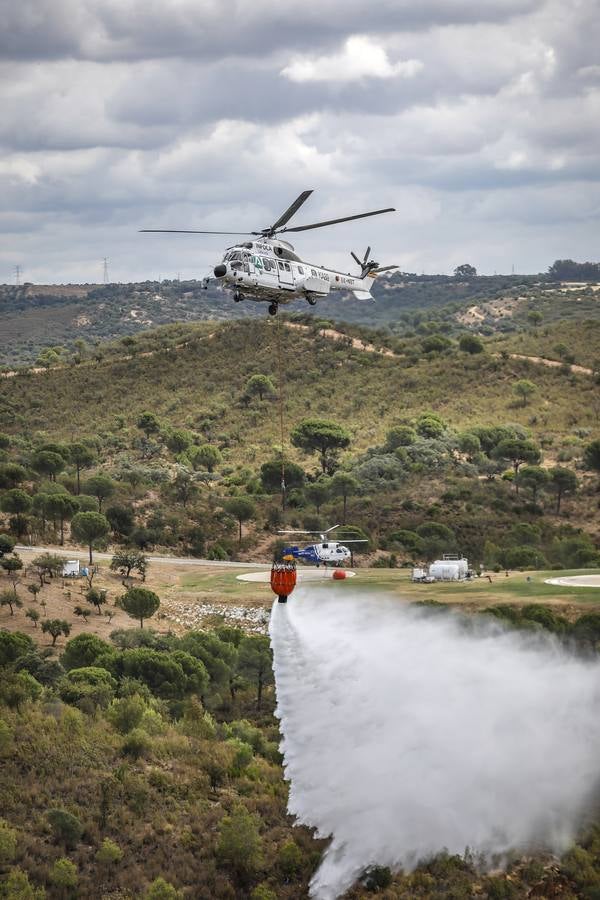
[2, 314, 600, 572]
[2, 316, 599, 448]
[4, 273, 599, 368]
[2, 312, 600, 898]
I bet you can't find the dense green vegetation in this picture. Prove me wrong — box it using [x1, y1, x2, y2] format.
[1, 598, 600, 898]
[2, 263, 598, 367]
[2, 282, 600, 896]
[1, 315, 599, 569]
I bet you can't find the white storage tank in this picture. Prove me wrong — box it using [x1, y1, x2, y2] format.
[428, 557, 469, 581]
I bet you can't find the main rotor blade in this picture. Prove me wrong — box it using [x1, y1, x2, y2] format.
[373, 264, 399, 273]
[278, 529, 321, 535]
[324, 524, 341, 534]
[364, 246, 371, 264]
[351, 251, 362, 267]
[139, 229, 253, 235]
[268, 190, 314, 234]
[281, 207, 395, 234]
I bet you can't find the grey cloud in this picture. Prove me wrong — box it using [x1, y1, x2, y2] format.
[0, 0, 543, 63]
[1, 0, 599, 284]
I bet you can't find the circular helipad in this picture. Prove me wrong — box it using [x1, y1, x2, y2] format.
[544, 575, 600, 588]
[237, 569, 356, 583]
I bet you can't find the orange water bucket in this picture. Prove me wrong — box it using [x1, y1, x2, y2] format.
[271, 561, 297, 603]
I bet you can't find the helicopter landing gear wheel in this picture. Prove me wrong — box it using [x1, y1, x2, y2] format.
[233, 290, 243, 302]
[307, 296, 318, 306]
[268, 303, 278, 316]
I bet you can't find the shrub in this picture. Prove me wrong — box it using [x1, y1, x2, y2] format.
[122, 727, 152, 759]
[277, 839, 303, 881]
[1, 867, 45, 898]
[501, 546, 546, 569]
[0, 718, 14, 756]
[361, 865, 393, 891]
[144, 877, 183, 899]
[95, 837, 124, 866]
[521, 604, 568, 633]
[46, 808, 83, 849]
[108, 694, 147, 734]
[49, 858, 78, 890]
[0, 818, 17, 866]
[459, 334, 484, 354]
[217, 805, 263, 880]
[251, 886, 277, 900]
[61, 633, 111, 671]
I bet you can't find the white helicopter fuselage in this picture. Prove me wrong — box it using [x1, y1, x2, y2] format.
[213, 238, 376, 307]
[283, 540, 354, 566]
[313, 542, 353, 564]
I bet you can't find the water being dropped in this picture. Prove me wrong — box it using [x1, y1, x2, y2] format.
[270, 588, 600, 900]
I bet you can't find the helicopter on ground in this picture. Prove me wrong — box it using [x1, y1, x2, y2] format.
[140, 190, 398, 316]
[278, 524, 367, 567]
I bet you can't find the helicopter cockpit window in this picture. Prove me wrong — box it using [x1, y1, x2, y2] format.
[322, 543, 328, 548]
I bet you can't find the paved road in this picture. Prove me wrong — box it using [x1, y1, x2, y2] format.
[545, 575, 600, 587]
[15, 544, 263, 569]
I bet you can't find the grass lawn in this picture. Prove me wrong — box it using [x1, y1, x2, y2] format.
[176, 566, 600, 614]
[344, 567, 600, 611]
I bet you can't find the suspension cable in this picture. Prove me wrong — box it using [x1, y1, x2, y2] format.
[274, 314, 287, 510]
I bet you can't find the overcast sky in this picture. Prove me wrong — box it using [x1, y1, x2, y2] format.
[1, 0, 598, 283]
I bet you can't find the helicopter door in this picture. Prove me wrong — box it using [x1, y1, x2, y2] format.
[277, 260, 294, 287]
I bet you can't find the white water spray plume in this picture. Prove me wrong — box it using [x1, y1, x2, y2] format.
[270, 589, 600, 900]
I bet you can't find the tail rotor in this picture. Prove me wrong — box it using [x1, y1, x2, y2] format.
[351, 247, 398, 278]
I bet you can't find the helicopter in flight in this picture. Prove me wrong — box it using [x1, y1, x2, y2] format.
[278, 524, 367, 567]
[140, 190, 398, 316]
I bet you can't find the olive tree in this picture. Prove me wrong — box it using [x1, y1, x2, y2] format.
[110, 550, 148, 581]
[41, 619, 71, 646]
[31, 552, 65, 586]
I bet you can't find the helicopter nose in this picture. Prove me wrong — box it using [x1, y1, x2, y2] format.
[213, 264, 227, 278]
